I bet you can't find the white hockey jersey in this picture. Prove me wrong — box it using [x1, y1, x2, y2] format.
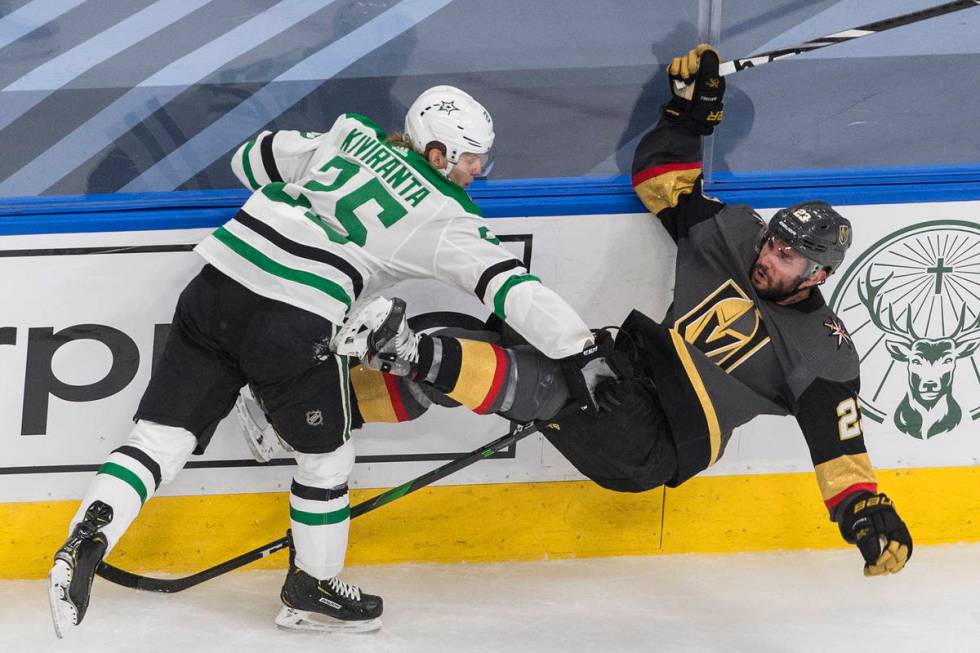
[196, 113, 592, 359]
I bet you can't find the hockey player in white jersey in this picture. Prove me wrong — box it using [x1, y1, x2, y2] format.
[48, 86, 609, 636]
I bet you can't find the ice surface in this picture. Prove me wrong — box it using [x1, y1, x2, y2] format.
[3, 544, 979, 653]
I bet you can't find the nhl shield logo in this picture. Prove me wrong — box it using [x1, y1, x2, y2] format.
[829, 220, 980, 439]
[306, 410, 324, 427]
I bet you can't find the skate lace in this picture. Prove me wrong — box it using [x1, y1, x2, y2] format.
[326, 577, 362, 601]
[393, 324, 420, 364]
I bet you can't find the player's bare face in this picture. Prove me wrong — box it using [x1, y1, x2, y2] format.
[448, 152, 484, 188]
[751, 235, 809, 300]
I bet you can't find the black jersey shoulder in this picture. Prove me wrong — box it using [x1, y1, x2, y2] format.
[782, 289, 860, 384]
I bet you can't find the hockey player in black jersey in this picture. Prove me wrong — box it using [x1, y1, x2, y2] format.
[302, 45, 912, 579]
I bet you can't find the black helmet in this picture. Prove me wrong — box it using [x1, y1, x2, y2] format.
[767, 200, 852, 277]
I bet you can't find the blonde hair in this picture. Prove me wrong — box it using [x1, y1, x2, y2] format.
[385, 132, 416, 151]
[386, 132, 446, 159]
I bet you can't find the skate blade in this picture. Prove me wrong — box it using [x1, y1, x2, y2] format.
[274, 606, 382, 633]
[48, 559, 78, 639]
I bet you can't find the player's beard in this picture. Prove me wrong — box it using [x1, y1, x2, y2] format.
[750, 262, 804, 302]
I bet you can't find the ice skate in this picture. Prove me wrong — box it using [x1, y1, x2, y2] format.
[48, 501, 112, 638]
[333, 297, 421, 376]
[275, 539, 383, 633]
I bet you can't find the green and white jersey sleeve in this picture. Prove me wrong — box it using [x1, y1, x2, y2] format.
[431, 217, 592, 359]
[231, 129, 330, 190]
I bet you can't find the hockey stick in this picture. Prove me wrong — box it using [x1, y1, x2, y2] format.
[95, 413, 568, 593]
[676, 0, 980, 90]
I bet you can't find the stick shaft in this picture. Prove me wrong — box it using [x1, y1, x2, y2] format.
[719, 0, 979, 76]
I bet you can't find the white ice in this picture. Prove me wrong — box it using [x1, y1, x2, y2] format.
[3, 544, 979, 653]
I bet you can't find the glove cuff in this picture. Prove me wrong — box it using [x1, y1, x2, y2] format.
[835, 491, 886, 544]
[661, 99, 720, 135]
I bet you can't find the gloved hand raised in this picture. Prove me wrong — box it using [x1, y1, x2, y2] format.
[836, 492, 913, 577]
[662, 44, 725, 135]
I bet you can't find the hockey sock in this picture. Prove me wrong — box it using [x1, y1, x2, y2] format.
[414, 336, 514, 414]
[348, 365, 431, 423]
[291, 444, 355, 579]
[69, 421, 196, 552]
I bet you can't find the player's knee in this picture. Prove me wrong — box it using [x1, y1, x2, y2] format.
[127, 420, 198, 484]
[502, 346, 569, 422]
[294, 440, 355, 488]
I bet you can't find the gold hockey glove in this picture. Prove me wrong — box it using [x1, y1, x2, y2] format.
[837, 492, 913, 577]
[662, 44, 725, 135]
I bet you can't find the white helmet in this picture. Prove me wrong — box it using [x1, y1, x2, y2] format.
[405, 85, 495, 176]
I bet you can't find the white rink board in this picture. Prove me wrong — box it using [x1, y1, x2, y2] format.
[2, 202, 979, 502]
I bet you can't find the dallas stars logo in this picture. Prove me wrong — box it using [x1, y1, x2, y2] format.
[823, 317, 852, 348]
[436, 100, 459, 115]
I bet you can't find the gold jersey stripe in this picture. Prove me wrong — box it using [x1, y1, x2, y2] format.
[447, 339, 499, 410]
[669, 329, 722, 466]
[813, 453, 876, 502]
[634, 167, 701, 215]
[348, 366, 398, 423]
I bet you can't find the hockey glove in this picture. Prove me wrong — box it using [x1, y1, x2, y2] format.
[561, 330, 630, 416]
[593, 377, 635, 413]
[662, 44, 725, 135]
[837, 492, 913, 577]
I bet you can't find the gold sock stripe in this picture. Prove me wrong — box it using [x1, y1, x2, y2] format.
[447, 339, 499, 410]
[348, 365, 399, 423]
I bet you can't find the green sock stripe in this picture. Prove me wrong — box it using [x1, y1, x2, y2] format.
[290, 506, 351, 526]
[492, 274, 541, 319]
[98, 462, 148, 504]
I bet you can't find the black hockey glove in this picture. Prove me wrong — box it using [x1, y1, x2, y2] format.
[662, 44, 725, 135]
[836, 492, 913, 577]
[593, 377, 635, 413]
[561, 330, 630, 416]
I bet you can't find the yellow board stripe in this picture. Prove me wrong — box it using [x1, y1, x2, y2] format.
[669, 328, 722, 466]
[348, 366, 398, 423]
[447, 339, 498, 409]
[813, 453, 876, 503]
[633, 167, 700, 215]
[2, 466, 978, 579]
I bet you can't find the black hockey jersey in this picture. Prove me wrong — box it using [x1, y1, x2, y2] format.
[629, 119, 876, 515]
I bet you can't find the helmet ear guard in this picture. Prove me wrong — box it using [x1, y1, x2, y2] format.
[405, 85, 495, 176]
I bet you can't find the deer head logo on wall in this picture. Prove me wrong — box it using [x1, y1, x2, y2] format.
[858, 269, 980, 438]
[828, 220, 980, 440]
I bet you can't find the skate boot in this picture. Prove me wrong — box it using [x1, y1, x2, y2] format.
[48, 501, 113, 638]
[275, 535, 383, 633]
[333, 297, 421, 376]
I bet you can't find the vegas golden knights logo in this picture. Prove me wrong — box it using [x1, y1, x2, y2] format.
[674, 280, 770, 373]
